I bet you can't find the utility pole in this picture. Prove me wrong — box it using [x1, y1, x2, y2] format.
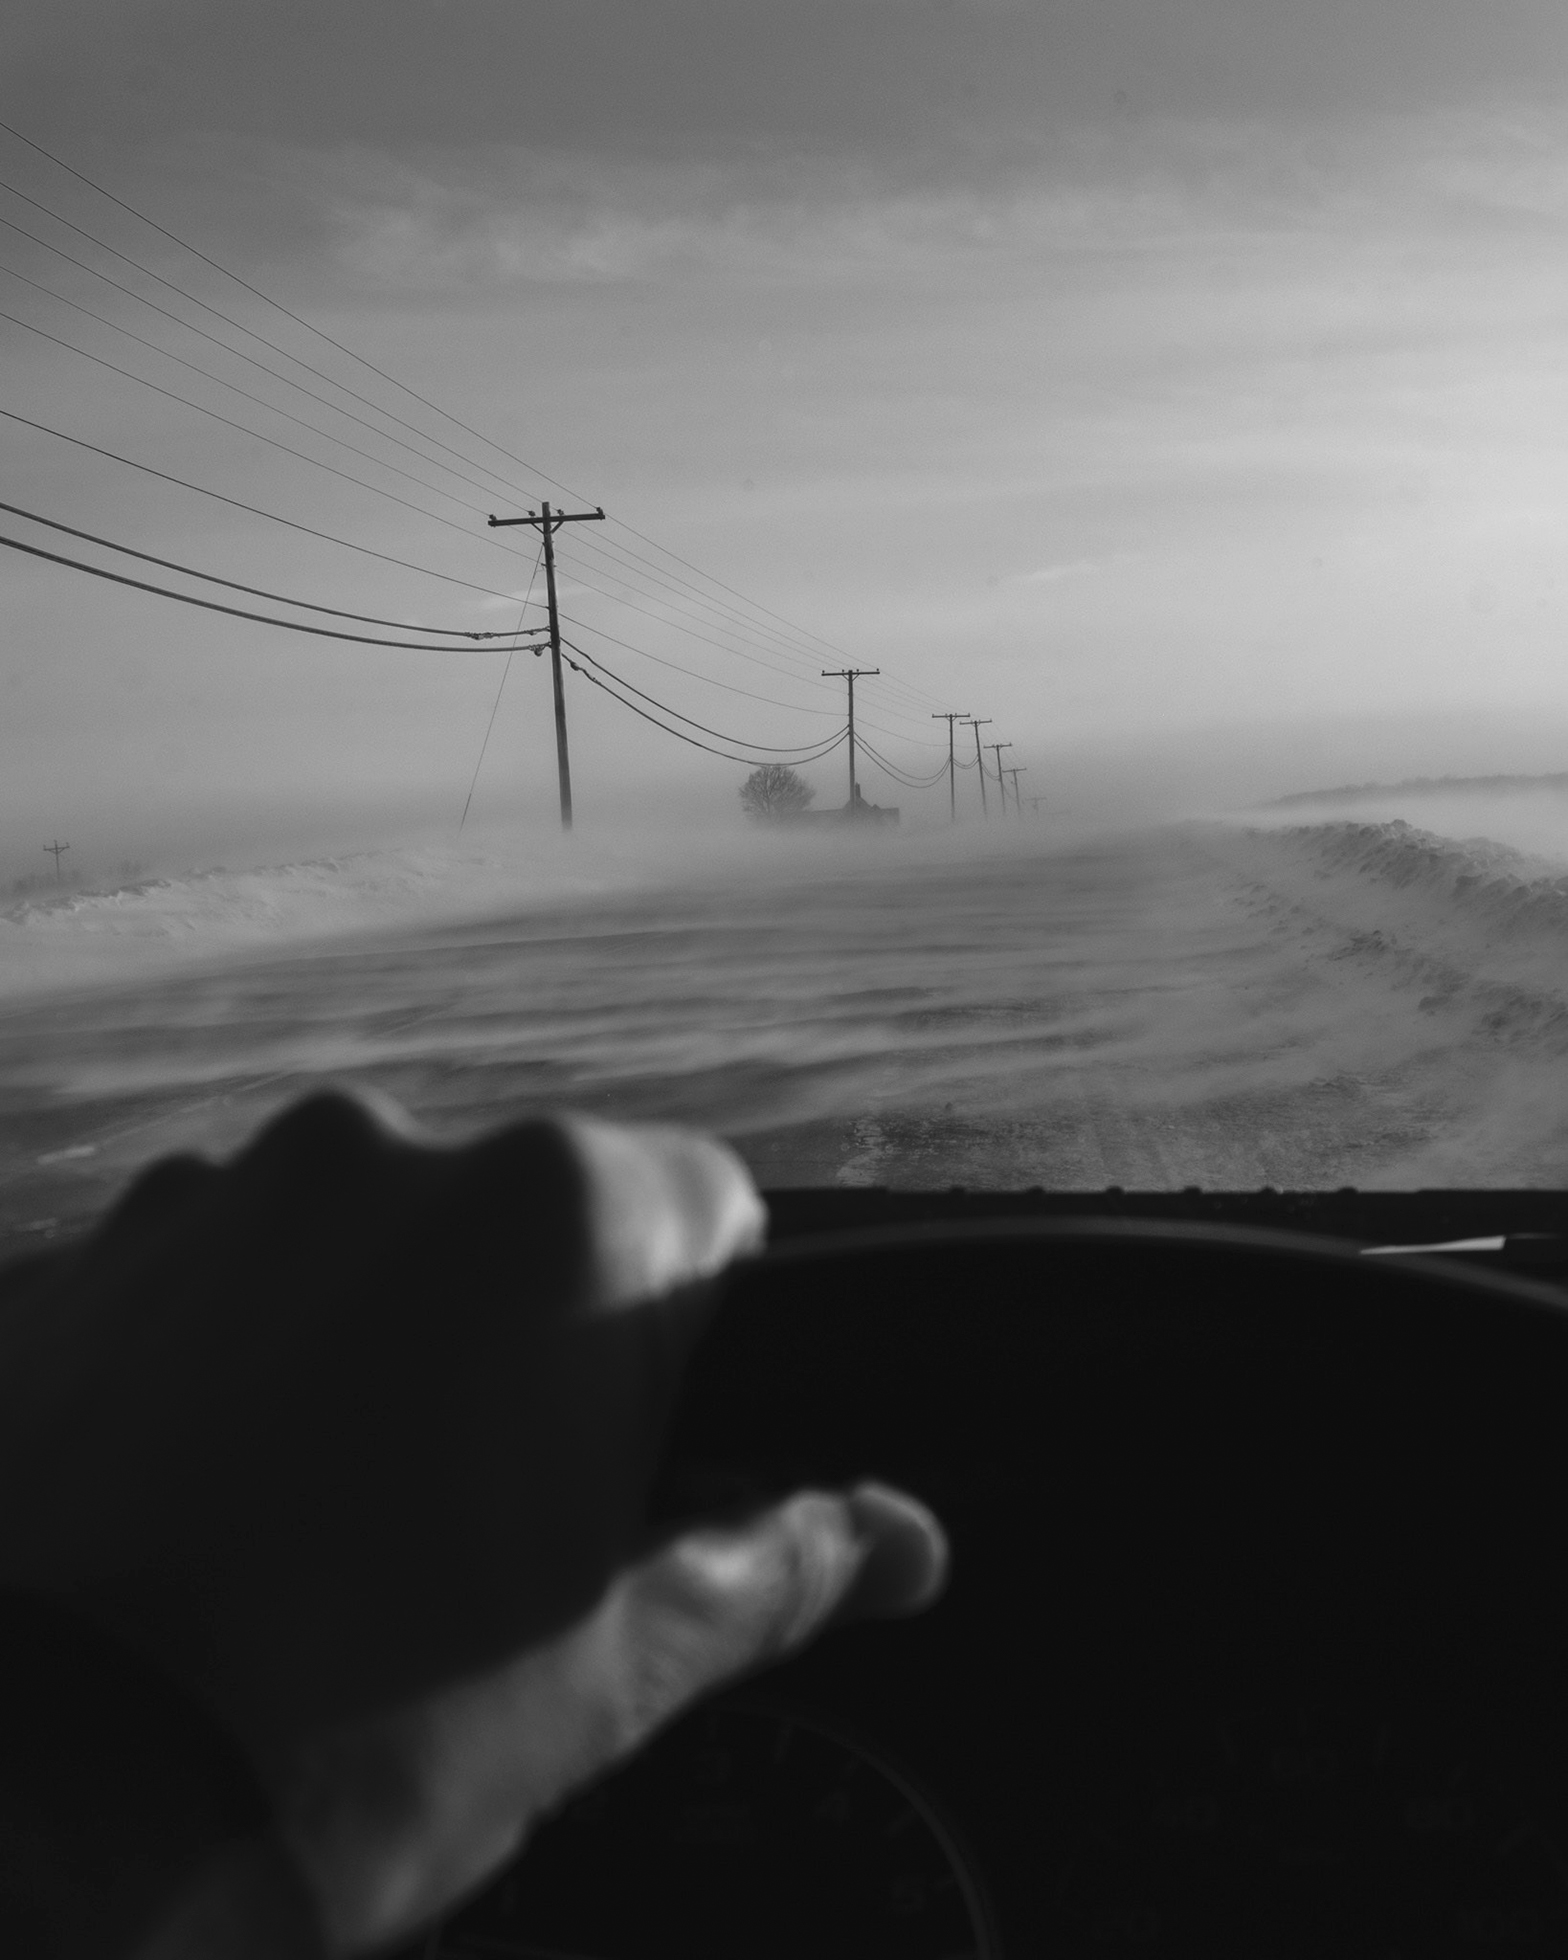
[931, 712, 970, 822]
[986, 741, 1013, 814]
[961, 719, 992, 817]
[1028, 794, 1044, 816]
[822, 668, 879, 813]
[43, 839, 69, 884]
[487, 500, 605, 831]
[1005, 766, 1026, 813]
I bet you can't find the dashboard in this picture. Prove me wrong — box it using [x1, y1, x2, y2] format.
[401, 1191, 1568, 1957]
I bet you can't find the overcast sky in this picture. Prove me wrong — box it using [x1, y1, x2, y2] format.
[6, 0, 1568, 872]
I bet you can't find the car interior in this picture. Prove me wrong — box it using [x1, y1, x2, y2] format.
[395, 1181, 1568, 1958]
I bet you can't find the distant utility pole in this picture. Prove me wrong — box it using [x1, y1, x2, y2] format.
[961, 718, 992, 818]
[43, 839, 69, 884]
[822, 668, 879, 811]
[1028, 794, 1044, 816]
[487, 499, 605, 831]
[1005, 766, 1027, 813]
[931, 712, 970, 822]
[986, 741, 1013, 813]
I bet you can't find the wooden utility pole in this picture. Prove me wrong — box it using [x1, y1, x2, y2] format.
[961, 718, 991, 818]
[43, 839, 69, 884]
[986, 741, 1013, 813]
[487, 500, 605, 830]
[822, 668, 879, 812]
[931, 712, 969, 822]
[1028, 794, 1044, 815]
[1005, 765, 1026, 813]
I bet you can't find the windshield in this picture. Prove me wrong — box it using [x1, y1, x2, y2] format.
[5, 3, 1568, 1243]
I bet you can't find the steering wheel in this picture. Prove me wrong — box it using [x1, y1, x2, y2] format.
[415, 1221, 1568, 1958]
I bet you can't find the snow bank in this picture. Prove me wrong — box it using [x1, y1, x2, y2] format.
[0, 819, 1028, 1006]
[0, 840, 666, 1002]
[1250, 818, 1568, 940]
[1210, 818, 1568, 1050]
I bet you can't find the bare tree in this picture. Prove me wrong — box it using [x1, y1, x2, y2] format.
[739, 764, 816, 821]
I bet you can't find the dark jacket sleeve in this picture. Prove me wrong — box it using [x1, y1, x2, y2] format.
[0, 1588, 298, 1958]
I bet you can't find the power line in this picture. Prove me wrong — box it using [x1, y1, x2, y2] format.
[542, 477, 962, 718]
[0, 307, 545, 574]
[856, 735, 950, 790]
[562, 640, 851, 756]
[568, 657, 850, 769]
[0, 408, 531, 603]
[552, 536, 953, 741]
[555, 594, 941, 750]
[551, 543, 849, 698]
[0, 122, 962, 721]
[555, 615, 840, 718]
[9, 298, 938, 738]
[460, 541, 545, 833]
[0, 218, 534, 517]
[0, 529, 548, 653]
[1, 165, 940, 726]
[0, 262, 512, 528]
[554, 537, 872, 694]
[1, 155, 857, 697]
[554, 524, 954, 723]
[1, 124, 974, 761]
[0, 498, 537, 637]
[0, 164, 546, 521]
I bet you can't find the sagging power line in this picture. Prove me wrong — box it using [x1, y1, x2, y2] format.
[0, 125, 976, 768]
[0, 123, 1003, 827]
[0, 409, 532, 604]
[1, 500, 534, 638]
[564, 654, 850, 769]
[0, 529, 550, 653]
[0, 119, 952, 721]
[0, 489, 955, 822]
[564, 642, 856, 758]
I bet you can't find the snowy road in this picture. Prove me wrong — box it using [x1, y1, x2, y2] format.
[5, 820, 1568, 1252]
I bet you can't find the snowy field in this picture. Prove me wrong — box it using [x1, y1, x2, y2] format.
[8, 797, 1568, 1250]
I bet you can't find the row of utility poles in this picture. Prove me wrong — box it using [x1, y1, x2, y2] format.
[930, 714, 1031, 822]
[485, 500, 1032, 830]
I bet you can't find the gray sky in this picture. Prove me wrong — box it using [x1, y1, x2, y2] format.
[6, 0, 1568, 872]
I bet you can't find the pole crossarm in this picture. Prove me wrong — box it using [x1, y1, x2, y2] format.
[822, 668, 879, 813]
[483, 502, 605, 831]
[487, 507, 606, 532]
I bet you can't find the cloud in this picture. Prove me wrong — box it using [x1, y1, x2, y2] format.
[13, 1, 1568, 213]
